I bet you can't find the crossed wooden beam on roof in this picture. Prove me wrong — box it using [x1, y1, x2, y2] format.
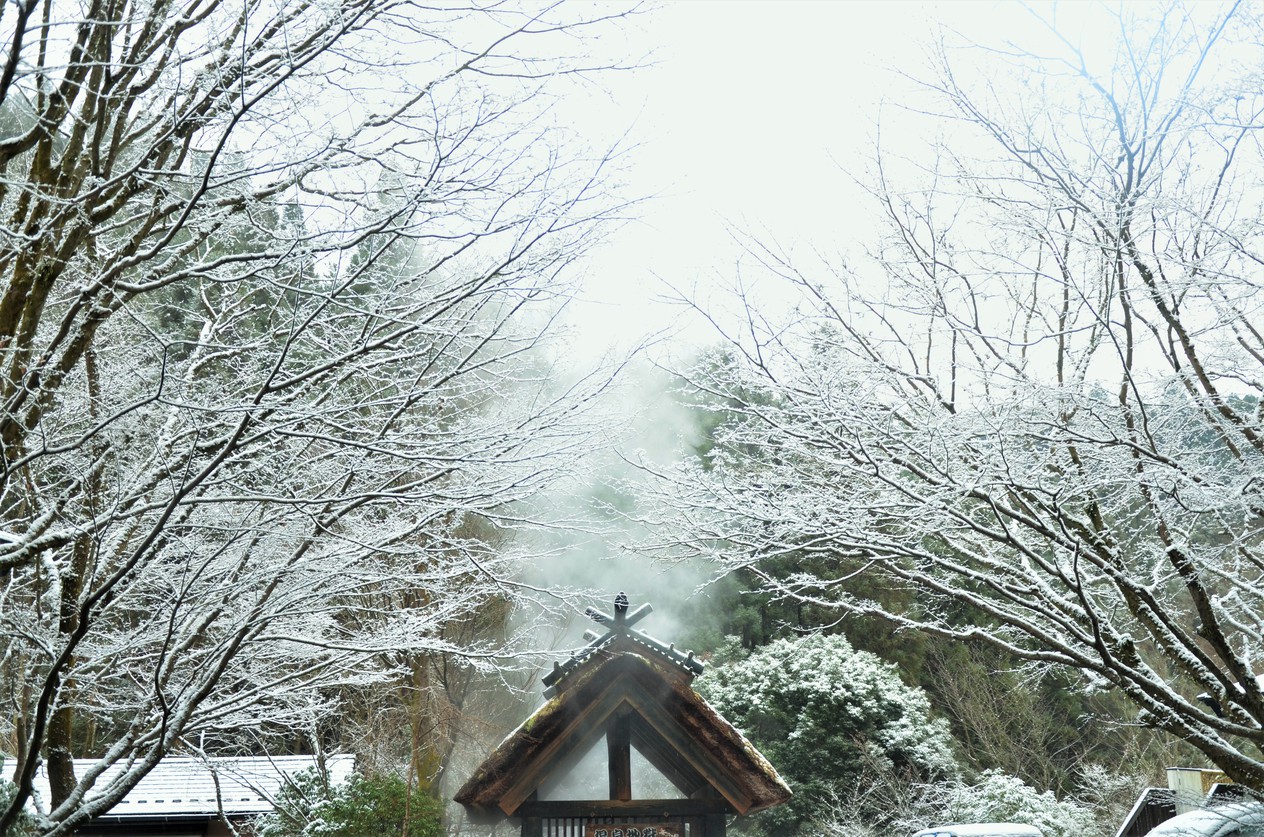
[542, 597, 704, 699]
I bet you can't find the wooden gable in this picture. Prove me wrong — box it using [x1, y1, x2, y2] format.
[454, 602, 790, 837]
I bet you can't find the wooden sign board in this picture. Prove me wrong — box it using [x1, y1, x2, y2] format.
[584, 824, 678, 837]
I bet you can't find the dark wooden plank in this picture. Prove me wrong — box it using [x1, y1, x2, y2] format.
[517, 799, 732, 818]
[608, 710, 632, 801]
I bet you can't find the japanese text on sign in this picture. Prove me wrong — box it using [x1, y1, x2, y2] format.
[584, 823, 678, 837]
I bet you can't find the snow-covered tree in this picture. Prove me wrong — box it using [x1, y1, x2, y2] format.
[0, 1, 635, 833]
[698, 633, 957, 836]
[657, 3, 1264, 792]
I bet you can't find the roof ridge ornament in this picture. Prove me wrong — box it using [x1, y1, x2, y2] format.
[541, 596, 705, 698]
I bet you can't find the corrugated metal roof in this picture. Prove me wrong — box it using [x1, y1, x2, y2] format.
[31, 755, 354, 819]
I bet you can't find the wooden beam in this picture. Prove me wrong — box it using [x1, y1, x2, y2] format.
[608, 710, 632, 801]
[517, 799, 733, 818]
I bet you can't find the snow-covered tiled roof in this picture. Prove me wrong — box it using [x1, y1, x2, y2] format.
[32, 754, 354, 819]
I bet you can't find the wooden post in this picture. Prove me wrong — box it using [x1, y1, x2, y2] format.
[607, 713, 632, 801]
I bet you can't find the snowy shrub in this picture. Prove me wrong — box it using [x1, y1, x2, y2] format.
[937, 769, 1096, 837]
[818, 767, 1105, 837]
[698, 633, 958, 836]
[259, 770, 442, 837]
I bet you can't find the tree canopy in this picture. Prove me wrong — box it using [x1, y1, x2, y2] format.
[0, 1, 634, 833]
[656, 2, 1264, 792]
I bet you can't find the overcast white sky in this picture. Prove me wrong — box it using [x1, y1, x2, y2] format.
[533, 0, 1031, 622]
[526, 0, 1219, 631]
[559, 0, 1030, 361]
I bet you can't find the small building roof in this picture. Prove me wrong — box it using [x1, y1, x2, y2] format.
[455, 625, 791, 818]
[31, 754, 354, 820]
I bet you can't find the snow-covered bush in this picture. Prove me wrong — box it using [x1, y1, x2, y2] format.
[815, 767, 1107, 837]
[698, 633, 958, 836]
[259, 770, 442, 837]
[934, 770, 1096, 837]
